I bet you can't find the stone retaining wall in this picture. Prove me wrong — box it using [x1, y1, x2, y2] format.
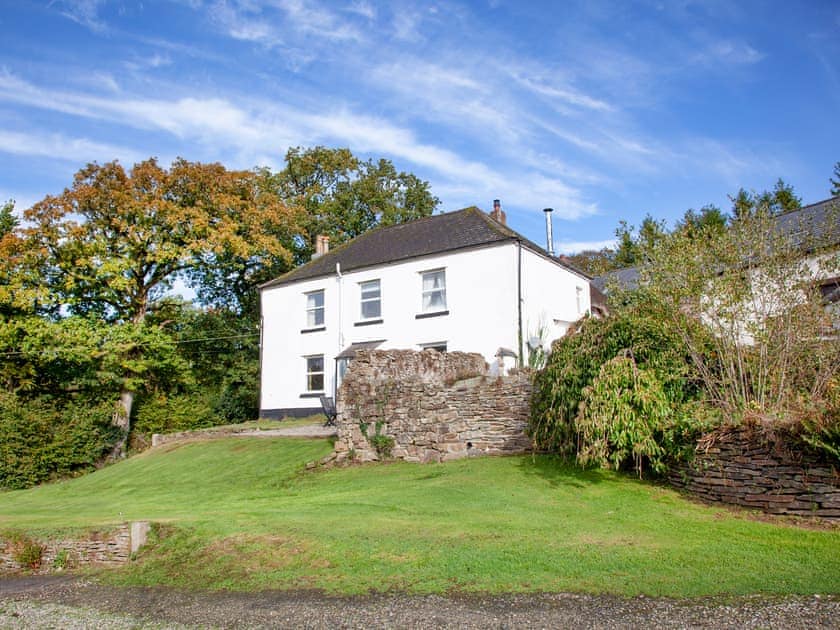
[152, 426, 253, 447]
[669, 425, 839, 518]
[334, 349, 532, 463]
[0, 522, 149, 573]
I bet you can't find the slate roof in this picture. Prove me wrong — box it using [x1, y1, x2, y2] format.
[593, 266, 640, 294]
[773, 195, 840, 250]
[261, 206, 586, 288]
[593, 196, 840, 295]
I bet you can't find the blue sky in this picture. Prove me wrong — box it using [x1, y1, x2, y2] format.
[1, 0, 839, 253]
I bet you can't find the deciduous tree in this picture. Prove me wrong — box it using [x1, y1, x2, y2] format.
[273, 146, 439, 262]
[15, 158, 298, 454]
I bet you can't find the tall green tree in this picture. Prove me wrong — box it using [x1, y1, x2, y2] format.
[730, 179, 801, 220]
[675, 204, 729, 238]
[0, 200, 16, 237]
[612, 215, 668, 268]
[563, 249, 616, 276]
[274, 146, 439, 263]
[830, 161, 840, 197]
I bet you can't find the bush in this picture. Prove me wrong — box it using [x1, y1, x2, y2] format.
[576, 355, 697, 477]
[212, 374, 259, 424]
[794, 377, 840, 464]
[641, 204, 840, 418]
[0, 393, 119, 490]
[7, 532, 44, 570]
[530, 311, 702, 457]
[132, 392, 217, 437]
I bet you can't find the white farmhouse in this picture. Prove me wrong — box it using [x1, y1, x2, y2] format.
[258, 204, 596, 418]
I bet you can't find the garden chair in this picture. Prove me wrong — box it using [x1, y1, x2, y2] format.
[320, 396, 337, 427]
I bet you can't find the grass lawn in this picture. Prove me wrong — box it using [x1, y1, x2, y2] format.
[1, 437, 838, 596]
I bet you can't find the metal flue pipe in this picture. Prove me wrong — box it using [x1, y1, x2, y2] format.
[543, 207, 555, 256]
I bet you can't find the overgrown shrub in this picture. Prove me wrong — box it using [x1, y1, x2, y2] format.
[7, 532, 44, 570]
[0, 393, 119, 490]
[793, 377, 840, 463]
[212, 373, 259, 423]
[132, 392, 217, 437]
[576, 355, 703, 477]
[641, 204, 840, 418]
[530, 311, 702, 457]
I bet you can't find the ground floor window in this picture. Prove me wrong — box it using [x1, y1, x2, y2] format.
[305, 355, 324, 391]
[420, 341, 447, 353]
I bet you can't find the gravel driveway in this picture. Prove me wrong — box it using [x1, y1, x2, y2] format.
[1, 576, 838, 629]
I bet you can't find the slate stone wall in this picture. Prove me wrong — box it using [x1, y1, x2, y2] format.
[0, 522, 148, 573]
[334, 349, 532, 463]
[669, 425, 839, 518]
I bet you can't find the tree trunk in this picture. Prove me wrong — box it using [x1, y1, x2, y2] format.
[109, 390, 134, 460]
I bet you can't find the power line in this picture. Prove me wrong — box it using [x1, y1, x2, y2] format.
[0, 331, 261, 358]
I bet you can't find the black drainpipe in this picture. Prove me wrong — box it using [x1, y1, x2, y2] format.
[258, 312, 264, 413]
[517, 240, 524, 366]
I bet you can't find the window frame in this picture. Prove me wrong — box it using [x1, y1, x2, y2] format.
[359, 279, 382, 320]
[305, 354, 325, 392]
[305, 289, 325, 328]
[420, 268, 447, 314]
[420, 341, 447, 353]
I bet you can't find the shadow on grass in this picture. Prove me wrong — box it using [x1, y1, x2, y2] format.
[517, 454, 608, 488]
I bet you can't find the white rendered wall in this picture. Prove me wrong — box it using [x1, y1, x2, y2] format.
[260, 243, 521, 414]
[520, 248, 591, 359]
[259, 242, 593, 414]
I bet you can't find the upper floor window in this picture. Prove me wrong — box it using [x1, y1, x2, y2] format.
[306, 290, 324, 327]
[421, 269, 446, 313]
[360, 280, 381, 319]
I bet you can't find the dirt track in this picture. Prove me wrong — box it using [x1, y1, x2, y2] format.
[1, 576, 839, 629]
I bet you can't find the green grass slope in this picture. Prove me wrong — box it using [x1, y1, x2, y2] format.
[1, 437, 838, 596]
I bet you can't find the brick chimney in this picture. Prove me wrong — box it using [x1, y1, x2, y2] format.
[489, 199, 506, 225]
[313, 234, 330, 259]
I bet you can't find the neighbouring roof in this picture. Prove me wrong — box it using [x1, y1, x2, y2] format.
[593, 196, 840, 295]
[261, 206, 586, 288]
[593, 266, 640, 294]
[773, 195, 840, 250]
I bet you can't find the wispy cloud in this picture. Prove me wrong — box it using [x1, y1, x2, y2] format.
[346, 1, 375, 20]
[695, 40, 764, 66]
[209, 1, 282, 47]
[50, 0, 108, 33]
[274, 0, 364, 41]
[124, 53, 173, 72]
[0, 71, 599, 219]
[369, 59, 520, 143]
[510, 73, 615, 113]
[208, 0, 364, 48]
[392, 9, 424, 42]
[0, 129, 142, 166]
